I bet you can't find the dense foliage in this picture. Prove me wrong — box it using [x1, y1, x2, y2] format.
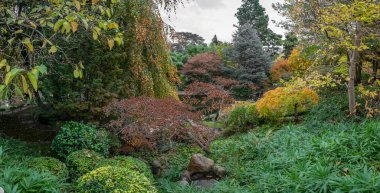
[51, 122, 110, 158]
[66, 149, 104, 179]
[103, 97, 217, 153]
[26, 157, 69, 179]
[76, 166, 157, 193]
[256, 87, 319, 120]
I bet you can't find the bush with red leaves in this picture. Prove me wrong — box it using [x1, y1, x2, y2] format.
[184, 82, 235, 128]
[103, 97, 217, 153]
[182, 52, 223, 82]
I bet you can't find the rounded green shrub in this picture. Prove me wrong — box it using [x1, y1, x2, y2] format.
[26, 157, 69, 179]
[95, 156, 153, 180]
[224, 103, 260, 135]
[66, 149, 104, 179]
[76, 166, 157, 193]
[51, 121, 110, 158]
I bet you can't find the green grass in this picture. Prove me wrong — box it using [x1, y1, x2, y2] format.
[203, 121, 224, 129]
[157, 119, 380, 193]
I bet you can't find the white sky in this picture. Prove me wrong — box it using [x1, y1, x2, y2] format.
[162, 0, 286, 43]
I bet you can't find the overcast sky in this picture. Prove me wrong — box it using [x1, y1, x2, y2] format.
[162, 0, 286, 43]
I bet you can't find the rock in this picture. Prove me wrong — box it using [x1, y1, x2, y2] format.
[193, 179, 217, 189]
[152, 160, 163, 175]
[178, 180, 189, 186]
[181, 170, 191, 182]
[0, 187, 3, 193]
[188, 154, 215, 173]
[213, 166, 226, 178]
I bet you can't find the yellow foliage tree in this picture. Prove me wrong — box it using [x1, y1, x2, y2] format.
[256, 86, 319, 120]
[288, 49, 313, 76]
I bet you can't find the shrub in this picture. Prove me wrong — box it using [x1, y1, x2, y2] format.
[76, 166, 157, 193]
[256, 87, 319, 120]
[224, 103, 260, 135]
[27, 157, 69, 179]
[66, 149, 104, 179]
[51, 121, 110, 158]
[103, 97, 217, 153]
[0, 167, 66, 193]
[95, 156, 153, 180]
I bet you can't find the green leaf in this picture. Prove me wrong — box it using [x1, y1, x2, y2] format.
[5, 68, 23, 85]
[13, 84, 23, 98]
[0, 59, 7, 69]
[73, 69, 80, 78]
[37, 65, 48, 74]
[27, 72, 38, 91]
[49, 46, 58, 54]
[21, 75, 28, 93]
[23, 38, 34, 52]
[54, 19, 66, 32]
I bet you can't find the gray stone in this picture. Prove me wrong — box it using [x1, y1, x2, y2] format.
[178, 180, 189, 186]
[193, 179, 217, 189]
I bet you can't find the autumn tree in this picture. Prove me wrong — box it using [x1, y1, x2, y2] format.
[274, 0, 380, 115]
[103, 97, 217, 153]
[184, 82, 234, 129]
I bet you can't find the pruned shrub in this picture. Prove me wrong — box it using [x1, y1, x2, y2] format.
[256, 87, 319, 120]
[224, 103, 260, 135]
[76, 166, 157, 193]
[95, 156, 153, 180]
[66, 149, 104, 179]
[103, 97, 217, 153]
[182, 52, 223, 83]
[26, 157, 69, 179]
[51, 121, 110, 158]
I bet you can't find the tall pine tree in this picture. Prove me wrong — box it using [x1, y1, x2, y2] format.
[232, 23, 270, 85]
[236, 0, 282, 58]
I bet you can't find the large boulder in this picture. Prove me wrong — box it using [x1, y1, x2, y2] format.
[188, 154, 215, 174]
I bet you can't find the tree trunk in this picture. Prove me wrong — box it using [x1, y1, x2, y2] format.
[348, 22, 360, 115]
[355, 59, 362, 84]
[373, 60, 378, 81]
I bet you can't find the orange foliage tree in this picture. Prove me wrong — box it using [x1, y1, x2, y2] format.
[270, 57, 293, 82]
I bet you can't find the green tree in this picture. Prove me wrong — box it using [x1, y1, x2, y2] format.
[232, 23, 271, 85]
[283, 32, 298, 59]
[236, 0, 282, 58]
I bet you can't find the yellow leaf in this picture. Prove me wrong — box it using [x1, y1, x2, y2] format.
[21, 75, 28, 93]
[23, 38, 34, 52]
[107, 38, 114, 50]
[92, 0, 99, 4]
[71, 21, 79, 32]
[0, 59, 7, 69]
[108, 22, 119, 30]
[29, 21, 37, 29]
[49, 46, 58, 54]
[73, 0, 81, 11]
[93, 31, 98, 40]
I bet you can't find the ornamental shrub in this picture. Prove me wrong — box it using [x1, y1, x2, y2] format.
[26, 157, 69, 179]
[66, 149, 104, 179]
[95, 156, 153, 180]
[256, 87, 319, 120]
[76, 166, 157, 193]
[224, 103, 260, 135]
[51, 121, 110, 158]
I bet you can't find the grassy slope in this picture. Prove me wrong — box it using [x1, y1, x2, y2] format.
[158, 120, 380, 193]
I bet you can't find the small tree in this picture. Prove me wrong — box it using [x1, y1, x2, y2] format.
[103, 97, 217, 154]
[232, 23, 271, 85]
[184, 82, 235, 129]
[182, 52, 223, 83]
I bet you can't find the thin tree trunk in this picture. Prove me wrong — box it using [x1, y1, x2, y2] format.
[373, 61, 378, 81]
[348, 22, 360, 115]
